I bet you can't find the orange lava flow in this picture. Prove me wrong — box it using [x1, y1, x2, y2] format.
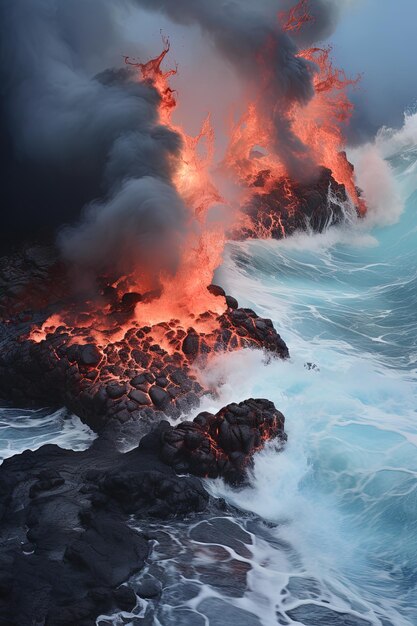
[292, 46, 366, 215]
[125, 36, 226, 327]
[28, 12, 365, 348]
[279, 0, 314, 33]
[223, 0, 366, 229]
[29, 39, 226, 347]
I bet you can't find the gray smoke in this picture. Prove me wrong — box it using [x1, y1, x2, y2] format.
[276, 0, 358, 45]
[0, 0, 350, 281]
[0, 0, 186, 285]
[130, 0, 320, 179]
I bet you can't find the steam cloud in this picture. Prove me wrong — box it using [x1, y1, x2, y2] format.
[0, 0, 350, 279]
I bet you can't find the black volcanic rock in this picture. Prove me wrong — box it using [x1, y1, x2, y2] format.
[149, 385, 170, 408]
[129, 388, 151, 405]
[182, 331, 200, 356]
[0, 301, 288, 434]
[207, 284, 226, 298]
[0, 397, 286, 626]
[0, 241, 289, 437]
[0, 245, 62, 317]
[79, 343, 102, 366]
[226, 295, 238, 310]
[231, 166, 358, 240]
[142, 398, 287, 485]
[0, 440, 206, 625]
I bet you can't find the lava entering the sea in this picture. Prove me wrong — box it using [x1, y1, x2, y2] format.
[224, 0, 366, 239]
[17, 2, 365, 429]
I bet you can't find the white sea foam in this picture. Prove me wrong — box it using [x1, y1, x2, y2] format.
[178, 150, 417, 623]
[0, 406, 96, 463]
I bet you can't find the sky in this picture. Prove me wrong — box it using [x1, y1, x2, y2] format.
[326, 0, 417, 141]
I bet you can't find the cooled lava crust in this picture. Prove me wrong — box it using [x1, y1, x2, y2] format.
[0, 250, 289, 624]
[0, 285, 288, 433]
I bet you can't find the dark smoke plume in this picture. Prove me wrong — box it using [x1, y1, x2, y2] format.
[0, 0, 186, 285]
[130, 0, 360, 178]
[130, 0, 319, 179]
[0, 0, 347, 280]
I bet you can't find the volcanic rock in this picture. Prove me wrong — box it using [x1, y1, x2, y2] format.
[226, 295, 238, 309]
[129, 389, 151, 405]
[231, 166, 358, 240]
[0, 241, 289, 452]
[80, 343, 102, 366]
[182, 331, 199, 356]
[0, 441, 205, 625]
[142, 398, 286, 485]
[112, 585, 137, 612]
[107, 383, 126, 399]
[137, 578, 162, 599]
[207, 284, 226, 298]
[0, 397, 286, 625]
[121, 292, 143, 309]
[0, 299, 288, 434]
[0, 245, 62, 317]
[149, 385, 170, 408]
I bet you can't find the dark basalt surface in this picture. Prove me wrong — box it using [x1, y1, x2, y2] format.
[0, 398, 286, 626]
[0, 246, 289, 625]
[155, 398, 286, 484]
[0, 245, 62, 317]
[231, 165, 358, 240]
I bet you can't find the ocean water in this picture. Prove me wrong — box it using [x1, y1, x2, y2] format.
[97, 129, 417, 625]
[0, 407, 96, 462]
[187, 140, 417, 625]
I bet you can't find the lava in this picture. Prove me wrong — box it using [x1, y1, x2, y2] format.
[125, 36, 226, 325]
[293, 46, 366, 215]
[24, 7, 364, 403]
[279, 0, 314, 33]
[11, 285, 289, 432]
[224, 0, 366, 239]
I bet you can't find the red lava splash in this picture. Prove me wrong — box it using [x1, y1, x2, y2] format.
[224, 0, 366, 239]
[279, 0, 314, 33]
[125, 36, 226, 328]
[293, 45, 366, 215]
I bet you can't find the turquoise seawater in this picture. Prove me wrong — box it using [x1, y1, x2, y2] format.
[198, 150, 417, 625]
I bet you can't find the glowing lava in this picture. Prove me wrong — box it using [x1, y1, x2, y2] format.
[293, 45, 366, 215]
[279, 0, 314, 33]
[223, 0, 366, 240]
[28, 8, 365, 354]
[125, 37, 226, 326]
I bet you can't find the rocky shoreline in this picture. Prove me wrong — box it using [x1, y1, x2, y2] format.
[0, 246, 291, 625]
[0, 399, 286, 625]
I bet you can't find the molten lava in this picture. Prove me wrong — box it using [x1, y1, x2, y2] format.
[224, 0, 366, 239]
[125, 37, 226, 327]
[26, 8, 365, 399]
[292, 46, 366, 215]
[279, 0, 314, 33]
